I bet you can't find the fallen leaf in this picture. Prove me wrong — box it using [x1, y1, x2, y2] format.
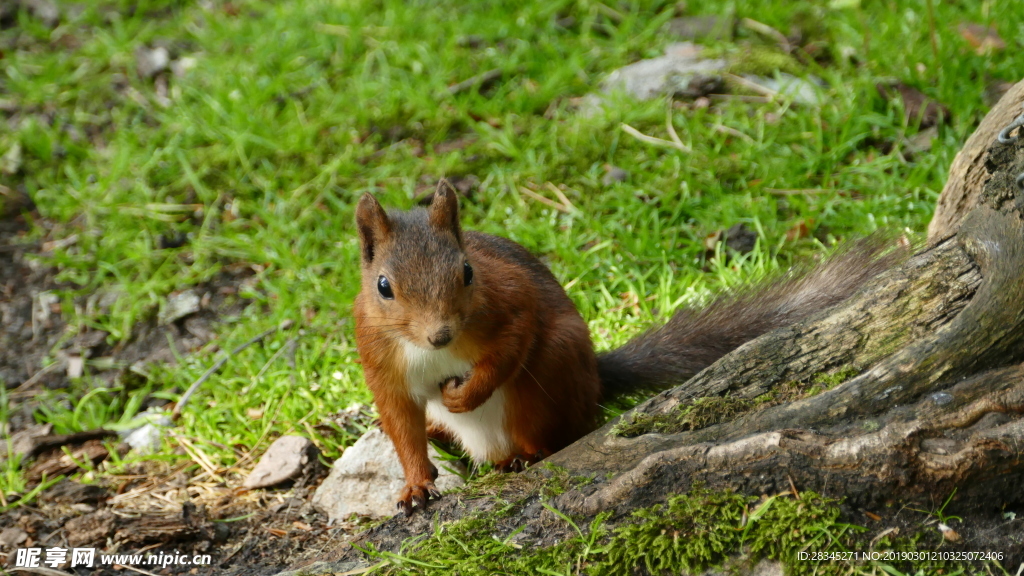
[785, 219, 813, 241]
[876, 82, 950, 128]
[958, 23, 1005, 55]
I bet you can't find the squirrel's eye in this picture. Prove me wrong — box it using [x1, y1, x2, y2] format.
[463, 261, 474, 286]
[377, 275, 394, 299]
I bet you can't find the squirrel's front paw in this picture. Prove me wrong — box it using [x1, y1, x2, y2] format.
[440, 376, 480, 413]
[396, 480, 441, 516]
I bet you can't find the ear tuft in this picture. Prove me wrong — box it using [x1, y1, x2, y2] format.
[429, 179, 462, 244]
[355, 193, 391, 263]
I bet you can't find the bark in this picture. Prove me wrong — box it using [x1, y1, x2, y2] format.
[540, 91, 1024, 520]
[927, 79, 1024, 242]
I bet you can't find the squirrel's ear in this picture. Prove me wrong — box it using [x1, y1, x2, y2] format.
[429, 179, 461, 244]
[355, 193, 391, 263]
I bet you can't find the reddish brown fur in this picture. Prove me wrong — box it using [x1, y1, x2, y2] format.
[355, 182, 599, 512]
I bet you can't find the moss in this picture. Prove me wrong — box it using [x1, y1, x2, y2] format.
[538, 462, 593, 498]
[727, 46, 804, 76]
[611, 395, 761, 437]
[591, 487, 846, 576]
[365, 486, 974, 576]
[813, 366, 860, 388]
[613, 367, 864, 438]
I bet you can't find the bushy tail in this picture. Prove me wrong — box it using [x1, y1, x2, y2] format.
[597, 237, 907, 398]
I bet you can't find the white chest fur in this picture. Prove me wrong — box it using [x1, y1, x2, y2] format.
[400, 341, 512, 462]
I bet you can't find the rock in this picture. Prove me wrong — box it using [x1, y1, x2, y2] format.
[65, 509, 117, 548]
[0, 527, 28, 549]
[243, 435, 320, 489]
[135, 45, 170, 80]
[124, 423, 163, 454]
[311, 428, 465, 521]
[602, 42, 727, 101]
[742, 74, 824, 106]
[158, 289, 200, 325]
[119, 409, 174, 455]
[0, 423, 52, 463]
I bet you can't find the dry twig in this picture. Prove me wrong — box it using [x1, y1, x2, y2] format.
[173, 320, 294, 418]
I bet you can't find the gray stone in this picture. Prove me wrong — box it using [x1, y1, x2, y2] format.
[311, 428, 465, 521]
[0, 527, 28, 549]
[580, 43, 727, 115]
[135, 45, 171, 80]
[0, 423, 52, 464]
[158, 289, 200, 325]
[122, 412, 173, 455]
[742, 73, 825, 106]
[602, 43, 727, 101]
[244, 435, 319, 489]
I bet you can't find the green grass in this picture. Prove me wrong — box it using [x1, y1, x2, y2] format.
[1, 0, 1020, 509]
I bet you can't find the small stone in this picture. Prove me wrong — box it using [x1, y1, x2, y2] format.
[135, 45, 170, 80]
[601, 42, 727, 101]
[311, 428, 465, 521]
[742, 74, 824, 106]
[0, 527, 28, 549]
[0, 423, 53, 464]
[124, 423, 164, 454]
[243, 435, 319, 489]
[171, 56, 197, 78]
[158, 290, 201, 325]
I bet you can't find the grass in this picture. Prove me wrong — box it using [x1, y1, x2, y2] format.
[0, 0, 1020, 529]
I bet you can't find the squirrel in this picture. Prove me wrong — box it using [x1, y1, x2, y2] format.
[354, 180, 902, 514]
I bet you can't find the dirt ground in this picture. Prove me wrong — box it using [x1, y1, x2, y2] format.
[0, 204, 368, 575]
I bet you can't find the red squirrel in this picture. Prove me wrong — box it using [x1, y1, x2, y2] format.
[354, 180, 899, 513]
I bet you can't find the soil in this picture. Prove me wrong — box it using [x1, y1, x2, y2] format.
[0, 205, 361, 575]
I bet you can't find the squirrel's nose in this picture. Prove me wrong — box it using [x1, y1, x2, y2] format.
[428, 327, 453, 348]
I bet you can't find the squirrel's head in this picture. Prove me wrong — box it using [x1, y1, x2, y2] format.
[355, 180, 476, 351]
